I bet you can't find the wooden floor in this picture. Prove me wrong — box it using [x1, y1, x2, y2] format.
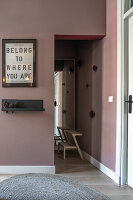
[0, 151, 133, 200]
[55, 151, 133, 200]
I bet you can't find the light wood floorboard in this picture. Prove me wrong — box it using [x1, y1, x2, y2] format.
[55, 151, 133, 200]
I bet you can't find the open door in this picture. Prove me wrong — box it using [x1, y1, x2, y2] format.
[127, 14, 133, 188]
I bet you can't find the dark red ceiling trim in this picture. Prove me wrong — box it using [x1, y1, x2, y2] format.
[55, 35, 105, 40]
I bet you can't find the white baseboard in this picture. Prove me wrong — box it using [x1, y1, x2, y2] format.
[0, 166, 55, 175]
[82, 151, 120, 185]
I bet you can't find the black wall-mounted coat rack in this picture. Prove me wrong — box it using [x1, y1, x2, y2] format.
[2, 99, 45, 113]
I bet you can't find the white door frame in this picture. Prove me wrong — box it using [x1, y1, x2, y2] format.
[116, 0, 133, 185]
[54, 72, 60, 136]
[116, 0, 124, 185]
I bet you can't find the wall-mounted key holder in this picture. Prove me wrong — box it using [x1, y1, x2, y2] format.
[2, 99, 45, 113]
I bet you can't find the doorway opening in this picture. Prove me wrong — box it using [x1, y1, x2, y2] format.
[54, 59, 75, 133]
[54, 59, 75, 151]
[54, 39, 103, 172]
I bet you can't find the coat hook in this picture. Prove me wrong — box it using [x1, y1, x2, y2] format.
[93, 65, 98, 72]
[89, 110, 95, 118]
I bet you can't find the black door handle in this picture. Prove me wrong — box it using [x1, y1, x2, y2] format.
[54, 100, 57, 107]
[125, 95, 133, 113]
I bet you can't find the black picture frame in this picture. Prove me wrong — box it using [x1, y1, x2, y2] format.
[2, 39, 36, 87]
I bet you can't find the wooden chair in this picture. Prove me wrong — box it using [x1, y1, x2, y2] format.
[58, 130, 84, 160]
[54, 126, 68, 145]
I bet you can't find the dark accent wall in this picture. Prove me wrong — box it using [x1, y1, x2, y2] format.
[76, 40, 106, 168]
[75, 41, 93, 155]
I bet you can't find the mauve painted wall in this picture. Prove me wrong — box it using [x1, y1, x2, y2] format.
[76, 0, 117, 171]
[75, 41, 93, 155]
[0, 0, 106, 35]
[0, 33, 54, 165]
[0, 0, 106, 166]
[99, 0, 117, 171]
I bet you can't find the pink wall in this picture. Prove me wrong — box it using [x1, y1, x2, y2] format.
[99, 0, 117, 171]
[0, 33, 54, 165]
[0, 0, 106, 166]
[75, 41, 93, 155]
[76, 0, 117, 171]
[0, 0, 106, 35]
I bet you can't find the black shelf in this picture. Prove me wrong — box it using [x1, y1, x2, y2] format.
[4, 108, 45, 112]
[2, 99, 45, 113]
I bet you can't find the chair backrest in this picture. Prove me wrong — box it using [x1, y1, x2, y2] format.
[64, 130, 75, 146]
[57, 126, 68, 142]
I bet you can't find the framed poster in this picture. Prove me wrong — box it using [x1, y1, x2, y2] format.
[2, 39, 36, 87]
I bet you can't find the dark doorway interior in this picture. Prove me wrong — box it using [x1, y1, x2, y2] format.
[54, 40, 102, 167]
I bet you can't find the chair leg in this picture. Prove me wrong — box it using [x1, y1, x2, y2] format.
[63, 147, 66, 160]
[58, 144, 60, 153]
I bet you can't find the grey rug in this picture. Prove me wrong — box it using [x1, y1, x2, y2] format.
[0, 174, 110, 200]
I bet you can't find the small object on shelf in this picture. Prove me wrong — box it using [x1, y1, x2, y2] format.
[3, 101, 9, 108]
[2, 99, 45, 113]
[9, 103, 15, 108]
